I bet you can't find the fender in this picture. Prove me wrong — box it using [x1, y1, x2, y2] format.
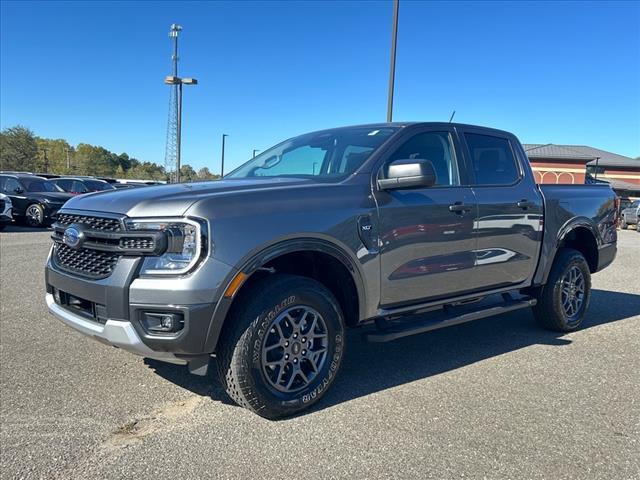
[202, 237, 368, 353]
[533, 217, 601, 286]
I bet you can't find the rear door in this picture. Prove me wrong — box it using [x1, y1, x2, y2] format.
[460, 129, 543, 289]
[376, 126, 478, 306]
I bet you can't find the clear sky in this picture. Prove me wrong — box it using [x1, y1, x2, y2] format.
[1, 0, 639, 174]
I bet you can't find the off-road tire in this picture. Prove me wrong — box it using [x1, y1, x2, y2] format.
[533, 248, 591, 332]
[216, 274, 345, 419]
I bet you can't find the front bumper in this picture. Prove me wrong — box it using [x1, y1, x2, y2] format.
[45, 249, 236, 360]
[46, 293, 187, 364]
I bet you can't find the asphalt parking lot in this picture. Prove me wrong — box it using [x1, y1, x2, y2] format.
[1, 227, 638, 479]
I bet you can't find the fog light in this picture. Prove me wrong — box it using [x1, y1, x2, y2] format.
[141, 312, 184, 334]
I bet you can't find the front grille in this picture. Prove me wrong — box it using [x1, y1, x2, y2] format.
[119, 237, 155, 250]
[54, 243, 120, 279]
[56, 213, 122, 231]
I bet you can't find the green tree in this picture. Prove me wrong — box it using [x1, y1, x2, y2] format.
[196, 166, 220, 181]
[0, 126, 38, 171]
[36, 138, 74, 174]
[179, 164, 197, 182]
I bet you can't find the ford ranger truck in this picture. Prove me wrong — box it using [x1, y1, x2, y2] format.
[45, 123, 617, 419]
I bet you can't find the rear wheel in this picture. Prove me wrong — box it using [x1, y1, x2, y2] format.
[533, 248, 591, 332]
[216, 274, 345, 419]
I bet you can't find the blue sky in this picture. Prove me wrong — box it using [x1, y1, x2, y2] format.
[1, 0, 639, 174]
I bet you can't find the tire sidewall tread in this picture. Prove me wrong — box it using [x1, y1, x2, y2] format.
[216, 274, 345, 419]
[533, 248, 591, 332]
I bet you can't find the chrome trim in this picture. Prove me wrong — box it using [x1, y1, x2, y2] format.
[46, 293, 186, 365]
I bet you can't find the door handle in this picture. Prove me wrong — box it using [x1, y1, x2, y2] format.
[449, 202, 472, 214]
[517, 199, 535, 209]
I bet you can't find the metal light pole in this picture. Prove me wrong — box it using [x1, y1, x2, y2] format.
[252, 149, 260, 158]
[221, 134, 228, 177]
[386, 0, 400, 122]
[165, 76, 198, 182]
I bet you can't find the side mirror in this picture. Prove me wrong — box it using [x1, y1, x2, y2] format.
[14, 187, 24, 194]
[377, 158, 437, 190]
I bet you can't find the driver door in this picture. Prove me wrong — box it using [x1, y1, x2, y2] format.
[375, 127, 478, 307]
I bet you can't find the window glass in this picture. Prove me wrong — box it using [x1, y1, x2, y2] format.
[386, 132, 460, 186]
[84, 180, 113, 191]
[21, 178, 58, 192]
[227, 127, 398, 179]
[336, 145, 374, 174]
[57, 179, 72, 191]
[3, 178, 21, 193]
[72, 181, 88, 193]
[253, 145, 327, 176]
[465, 133, 519, 185]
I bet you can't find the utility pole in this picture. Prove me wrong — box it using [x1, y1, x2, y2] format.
[252, 149, 260, 158]
[65, 148, 71, 170]
[386, 0, 400, 122]
[42, 148, 49, 173]
[221, 134, 228, 177]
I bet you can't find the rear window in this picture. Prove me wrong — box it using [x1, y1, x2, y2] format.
[465, 133, 520, 185]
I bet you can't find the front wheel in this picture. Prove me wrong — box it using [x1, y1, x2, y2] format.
[216, 274, 345, 419]
[24, 204, 46, 227]
[533, 248, 591, 332]
[620, 218, 628, 229]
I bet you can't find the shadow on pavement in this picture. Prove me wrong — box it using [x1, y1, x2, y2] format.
[0, 224, 52, 233]
[145, 288, 640, 417]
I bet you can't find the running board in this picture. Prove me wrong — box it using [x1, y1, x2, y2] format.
[366, 296, 537, 343]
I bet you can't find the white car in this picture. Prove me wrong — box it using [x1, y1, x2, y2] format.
[0, 193, 12, 230]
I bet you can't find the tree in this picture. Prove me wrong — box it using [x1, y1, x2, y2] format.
[179, 164, 197, 182]
[36, 138, 74, 174]
[196, 166, 220, 181]
[0, 126, 38, 171]
[117, 153, 132, 172]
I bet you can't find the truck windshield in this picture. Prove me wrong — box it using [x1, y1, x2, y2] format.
[226, 126, 399, 179]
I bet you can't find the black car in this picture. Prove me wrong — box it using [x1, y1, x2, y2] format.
[0, 174, 73, 227]
[49, 177, 116, 195]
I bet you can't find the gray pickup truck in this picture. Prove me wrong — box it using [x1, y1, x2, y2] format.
[45, 122, 618, 418]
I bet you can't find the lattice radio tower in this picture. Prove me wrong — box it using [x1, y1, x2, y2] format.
[163, 24, 182, 183]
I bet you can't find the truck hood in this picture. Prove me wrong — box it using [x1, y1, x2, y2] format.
[60, 177, 315, 217]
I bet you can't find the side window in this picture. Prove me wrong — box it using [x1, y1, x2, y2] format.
[465, 133, 520, 185]
[254, 145, 327, 176]
[387, 132, 460, 186]
[4, 178, 21, 193]
[72, 181, 88, 193]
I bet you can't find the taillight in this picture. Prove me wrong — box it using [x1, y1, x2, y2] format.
[614, 196, 621, 226]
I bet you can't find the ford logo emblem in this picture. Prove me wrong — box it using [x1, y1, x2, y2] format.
[63, 226, 82, 249]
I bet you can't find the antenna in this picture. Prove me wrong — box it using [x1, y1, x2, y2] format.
[448, 110, 456, 123]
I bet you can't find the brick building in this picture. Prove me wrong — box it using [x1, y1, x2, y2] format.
[524, 144, 640, 199]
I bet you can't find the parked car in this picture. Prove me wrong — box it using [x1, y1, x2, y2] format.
[620, 200, 639, 229]
[0, 174, 73, 227]
[45, 122, 618, 419]
[49, 177, 116, 195]
[0, 193, 12, 230]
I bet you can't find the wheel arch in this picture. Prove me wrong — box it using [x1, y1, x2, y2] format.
[204, 238, 367, 353]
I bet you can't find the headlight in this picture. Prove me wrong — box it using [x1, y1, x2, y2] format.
[125, 217, 206, 275]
